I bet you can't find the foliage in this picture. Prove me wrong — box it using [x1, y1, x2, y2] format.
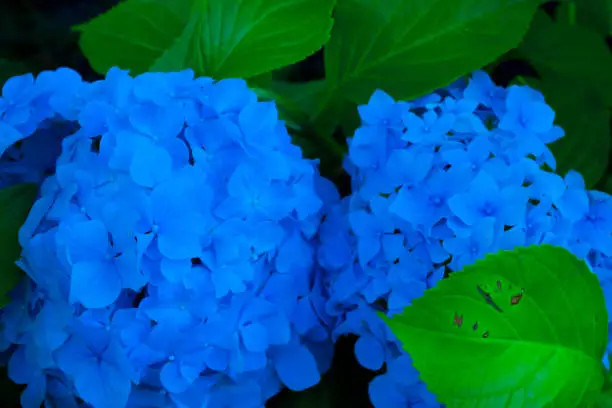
[75, 0, 336, 79]
[381, 245, 608, 407]
[0, 184, 37, 307]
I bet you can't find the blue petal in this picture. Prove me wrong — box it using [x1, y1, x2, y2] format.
[276, 231, 313, 273]
[205, 348, 229, 371]
[129, 101, 184, 140]
[70, 261, 121, 308]
[241, 323, 269, 353]
[157, 228, 202, 260]
[160, 361, 191, 394]
[8, 347, 37, 384]
[2, 73, 34, 100]
[354, 334, 385, 370]
[67, 220, 110, 262]
[0, 122, 26, 157]
[130, 144, 172, 187]
[209, 78, 256, 114]
[160, 258, 191, 283]
[238, 101, 278, 146]
[274, 344, 320, 391]
[369, 374, 407, 408]
[291, 297, 320, 335]
[73, 361, 132, 408]
[21, 374, 46, 408]
[556, 189, 589, 222]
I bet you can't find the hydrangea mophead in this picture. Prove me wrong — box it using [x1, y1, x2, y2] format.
[317, 71, 612, 407]
[0, 68, 338, 408]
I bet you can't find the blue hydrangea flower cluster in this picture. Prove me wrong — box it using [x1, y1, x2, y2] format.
[317, 70, 612, 407]
[0, 68, 338, 408]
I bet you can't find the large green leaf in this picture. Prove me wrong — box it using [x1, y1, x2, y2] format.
[77, 0, 335, 79]
[380, 245, 608, 407]
[324, 0, 540, 103]
[75, 0, 193, 76]
[0, 184, 37, 307]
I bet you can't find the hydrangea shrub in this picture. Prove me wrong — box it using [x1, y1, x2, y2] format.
[2, 62, 612, 407]
[2, 0, 612, 406]
[0, 68, 339, 408]
[317, 71, 612, 407]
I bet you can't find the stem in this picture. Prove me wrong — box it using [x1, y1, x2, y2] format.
[568, 2, 576, 26]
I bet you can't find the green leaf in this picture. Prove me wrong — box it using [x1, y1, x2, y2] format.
[0, 59, 32, 86]
[0, 184, 37, 307]
[598, 365, 612, 406]
[517, 11, 612, 187]
[380, 245, 608, 407]
[537, 75, 610, 188]
[77, 0, 335, 79]
[324, 0, 540, 103]
[518, 10, 612, 107]
[596, 391, 612, 408]
[600, 175, 612, 195]
[75, 0, 193, 76]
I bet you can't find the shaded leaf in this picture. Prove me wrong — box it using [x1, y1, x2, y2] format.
[539, 75, 611, 187]
[75, 0, 192, 75]
[325, 0, 541, 103]
[78, 0, 335, 79]
[557, 0, 612, 37]
[518, 10, 612, 107]
[0, 184, 38, 306]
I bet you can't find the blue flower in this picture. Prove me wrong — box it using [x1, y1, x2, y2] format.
[443, 217, 498, 270]
[462, 70, 505, 110]
[448, 170, 529, 228]
[54, 326, 136, 408]
[369, 355, 439, 408]
[318, 69, 612, 408]
[358, 89, 410, 128]
[402, 111, 455, 145]
[348, 196, 396, 265]
[8, 346, 47, 408]
[271, 341, 321, 391]
[574, 191, 612, 256]
[499, 85, 556, 136]
[390, 165, 473, 231]
[0, 67, 337, 407]
[146, 323, 210, 394]
[65, 219, 142, 308]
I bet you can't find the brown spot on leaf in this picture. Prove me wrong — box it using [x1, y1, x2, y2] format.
[472, 322, 478, 331]
[482, 331, 489, 338]
[511, 289, 524, 305]
[453, 313, 463, 328]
